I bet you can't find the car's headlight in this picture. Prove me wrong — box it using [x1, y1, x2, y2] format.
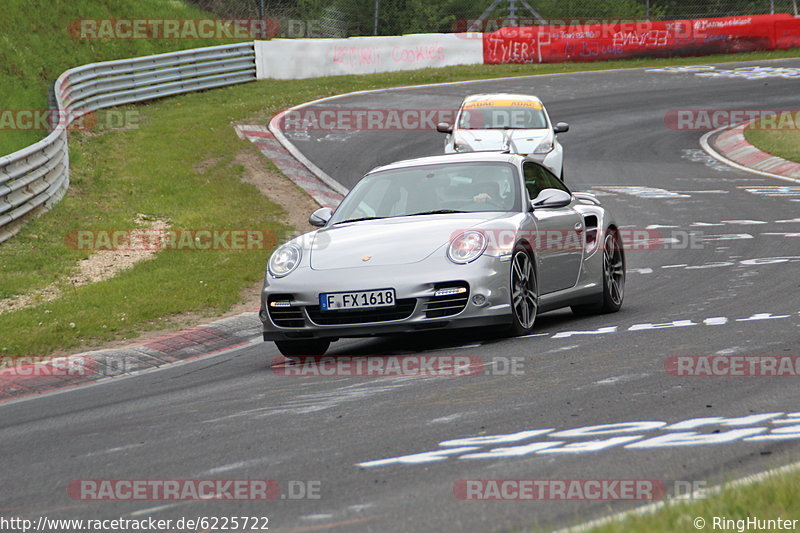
[447, 231, 487, 264]
[268, 244, 302, 277]
[533, 139, 554, 154]
[454, 141, 472, 152]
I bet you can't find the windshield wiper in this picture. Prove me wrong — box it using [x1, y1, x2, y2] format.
[336, 211, 466, 224]
[334, 216, 386, 225]
[406, 209, 467, 216]
[483, 126, 542, 130]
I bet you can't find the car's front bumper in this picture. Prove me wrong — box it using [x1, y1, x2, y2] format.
[260, 254, 513, 341]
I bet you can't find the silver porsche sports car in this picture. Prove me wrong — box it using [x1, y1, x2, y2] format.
[260, 152, 625, 356]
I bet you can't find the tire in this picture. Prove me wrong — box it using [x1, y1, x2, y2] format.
[274, 339, 331, 356]
[506, 248, 539, 336]
[571, 228, 625, 315]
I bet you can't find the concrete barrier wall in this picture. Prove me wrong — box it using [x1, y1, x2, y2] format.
[255, 16, 799, 78]
[255, 33, 484, 79]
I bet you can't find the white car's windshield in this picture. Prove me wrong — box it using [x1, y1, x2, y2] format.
[458, 104, 548, 130]
[330, 162, 521, 224]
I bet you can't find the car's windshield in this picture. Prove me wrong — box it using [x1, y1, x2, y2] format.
[458, 101, 547, 130]
[329, 162, 521, 224]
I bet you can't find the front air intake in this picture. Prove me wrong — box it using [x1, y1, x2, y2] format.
[425, 282, 470, 318]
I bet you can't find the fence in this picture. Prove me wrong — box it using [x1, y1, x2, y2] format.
[0, 42, 256, 243]
[483, 13, 800, 63]
[186, 0, 799, 37]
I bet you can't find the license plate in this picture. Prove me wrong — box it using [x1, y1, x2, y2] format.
[320, 289, 396, 311]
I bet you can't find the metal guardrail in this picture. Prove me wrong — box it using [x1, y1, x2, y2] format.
[0, 42, 256, 243]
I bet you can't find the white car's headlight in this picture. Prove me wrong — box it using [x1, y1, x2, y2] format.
[533, 139, 554, 154]
[447, 231, 487, 264]
[454, 141, 472, 152]
[268, 244, 302, 277]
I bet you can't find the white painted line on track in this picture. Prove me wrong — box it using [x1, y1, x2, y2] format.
[300, 514, 335, 521]
[78, 443, 143, 458]
[127, 503, 186, 517]
[429, 414, 465, 424]
[440, 343, 482, 349]
[198, 458, 274, 476]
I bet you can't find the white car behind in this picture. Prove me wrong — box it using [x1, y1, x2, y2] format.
[437, 93, 569, 179]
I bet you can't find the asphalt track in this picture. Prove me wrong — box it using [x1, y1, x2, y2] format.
[3, 58, 800, 533]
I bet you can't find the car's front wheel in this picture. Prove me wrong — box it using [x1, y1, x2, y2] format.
[572, 228, 625, 315]
[274, 339, 331, 356]
[506, 249, 538, 336]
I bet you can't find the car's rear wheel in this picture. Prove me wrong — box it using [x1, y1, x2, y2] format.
[274, 339, 331, 356]
[506, 249, 538, 336]
[572, 229, 625, 315]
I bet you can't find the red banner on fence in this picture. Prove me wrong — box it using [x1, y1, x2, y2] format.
[775, 19, 800, 49]
[483, 14, 797, 64]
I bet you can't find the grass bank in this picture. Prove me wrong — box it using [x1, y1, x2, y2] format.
[744, 123, 800, 163]
[579, 466, 800, 533]
[0, 0, 231, 156]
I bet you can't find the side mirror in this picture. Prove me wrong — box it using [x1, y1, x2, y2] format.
[309, 207, 333, 227]
[436, 122, 453, 134]
[531, 188, 572, 209]
[553, 122, 569, 134]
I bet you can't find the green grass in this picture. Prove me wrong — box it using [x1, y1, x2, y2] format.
[577, 467, 800, 533]
[0, 87, 290, 355]
[1, 10, 800, 355]
[744, 121, 800, 163]
[0, 0, 235, 156]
